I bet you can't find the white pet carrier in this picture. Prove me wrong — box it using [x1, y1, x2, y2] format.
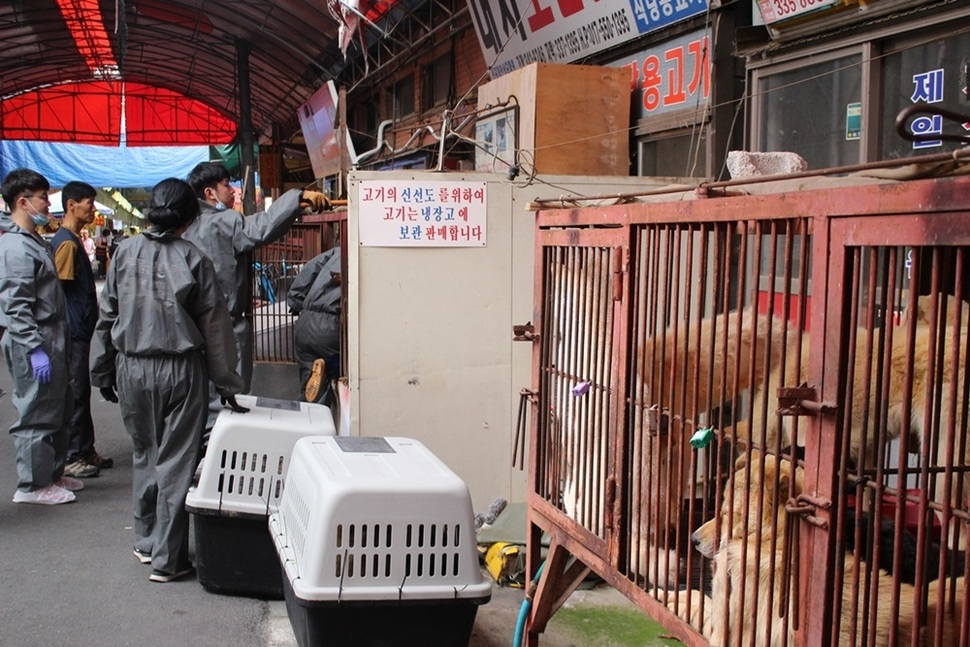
[270, 435, 491, 647]
[184, 395, 336, 597]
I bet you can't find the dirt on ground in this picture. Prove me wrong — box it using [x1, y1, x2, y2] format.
[469, 580, 683, 647]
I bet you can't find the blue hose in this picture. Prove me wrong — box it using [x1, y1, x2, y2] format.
[512, 561, 546, 647]
[512, 597, 532, 647]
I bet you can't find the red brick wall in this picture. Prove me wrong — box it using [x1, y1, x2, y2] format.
[358, 21, 488, 153]
[454, 28, 488, 100]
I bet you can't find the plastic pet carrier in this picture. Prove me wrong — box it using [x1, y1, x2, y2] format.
[185, 395, 336, 598]
[269, 436, 491, 647]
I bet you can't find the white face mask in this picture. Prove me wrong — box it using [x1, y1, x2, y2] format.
[214, 200, 227, 211]
[23, 198, 50, 227]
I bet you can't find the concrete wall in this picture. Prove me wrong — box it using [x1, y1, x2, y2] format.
[347, 170, 680, 509]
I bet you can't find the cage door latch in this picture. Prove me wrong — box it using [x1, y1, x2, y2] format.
[777, 384, 835, 416]
[513, 322, 539, 342]
[786, 493, 831, 530]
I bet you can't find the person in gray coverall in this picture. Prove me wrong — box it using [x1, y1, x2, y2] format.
[0, 168, 82, 505]
[184, 162, 328, 435]
[91, 178, 248, 583]
[287, 247, 342, 404]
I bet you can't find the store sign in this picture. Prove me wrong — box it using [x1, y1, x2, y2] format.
[358, 180, 488, 247]
[611, 30, 711, 119]
[908, 68, 945, 149]
[756, 0, 838, 24]
[468, 0, 708, 78]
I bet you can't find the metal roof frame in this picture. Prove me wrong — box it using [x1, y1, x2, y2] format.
[0, 0, 468, 143]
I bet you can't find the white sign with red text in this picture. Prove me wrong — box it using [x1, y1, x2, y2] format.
[468, 0, 708, 78]
[358, 180, 488, 247]
[756, 0, 838, 24]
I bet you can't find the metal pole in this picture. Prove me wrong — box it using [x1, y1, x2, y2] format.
[339, 87, 348, 199]
[237, 38, 257, 215]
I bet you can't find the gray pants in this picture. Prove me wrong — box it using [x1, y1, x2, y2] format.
[67, 338, 96, 460]
[2, 324, 72, 491]
[203, 315, 251, 438]
[117, 352, 206, 574]
[293, 311, 340, 402]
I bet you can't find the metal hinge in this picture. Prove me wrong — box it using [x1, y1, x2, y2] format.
[645, 405, 669, 437]
[513, 322, 539, 342]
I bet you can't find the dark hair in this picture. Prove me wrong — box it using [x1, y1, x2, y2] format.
[1, 168, 50, 206]
[146, 178, 200, 230]
[187, 162, 231, 198]
[61, 181, 97, 211]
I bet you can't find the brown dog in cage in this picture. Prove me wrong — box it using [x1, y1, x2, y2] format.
[634, 307, 802, 586]
[664, 453, 965, 645]
[637, 294, 969, 587]
[646, 295, 968, 462]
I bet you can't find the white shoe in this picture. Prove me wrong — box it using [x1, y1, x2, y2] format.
[12, 484, 76, 505]
[55, 476, 84, 492]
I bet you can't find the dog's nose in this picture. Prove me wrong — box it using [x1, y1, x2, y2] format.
[691, 530, 701, 547]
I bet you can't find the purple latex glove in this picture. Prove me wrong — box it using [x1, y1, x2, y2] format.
[28, 346, 52, 384]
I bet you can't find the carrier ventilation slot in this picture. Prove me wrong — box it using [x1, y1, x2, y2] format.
[214, 449, 285, 502]
[282, 487, 311, 561]
[334, 523, 465, 580]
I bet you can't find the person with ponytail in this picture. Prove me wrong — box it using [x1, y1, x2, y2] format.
[91, 178, 246, 583]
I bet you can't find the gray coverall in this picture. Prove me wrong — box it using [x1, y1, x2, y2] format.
[182, 189, 302, 429]
[91, 229, 243, 574]
[0, 215, 72, 492]
[286, 248, 342, 398]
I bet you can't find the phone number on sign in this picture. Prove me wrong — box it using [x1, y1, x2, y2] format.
[758, 0, 836, 23]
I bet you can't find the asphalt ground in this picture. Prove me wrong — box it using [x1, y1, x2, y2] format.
[0, 358, 661, 647]
[0, 362, 287, 647]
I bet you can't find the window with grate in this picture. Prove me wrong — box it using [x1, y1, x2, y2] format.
[421, 55, 452, 112]
[392, 75, 415, 120]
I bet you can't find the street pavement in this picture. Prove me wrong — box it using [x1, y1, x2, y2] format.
[0, 358, 646, 647]
[0, 362, 298, 647]
[0, 362, 535, 647]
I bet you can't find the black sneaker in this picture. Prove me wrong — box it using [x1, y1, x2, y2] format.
[63, 458, 99, 478]
[82, 449, 114, 469]
[149, 566, 193, 583]
[133, 548, 151, 565]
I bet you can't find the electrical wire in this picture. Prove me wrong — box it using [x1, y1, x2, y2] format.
[354, 1, 970, 181]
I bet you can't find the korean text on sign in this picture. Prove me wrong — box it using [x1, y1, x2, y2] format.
[358, 180, 488, 247]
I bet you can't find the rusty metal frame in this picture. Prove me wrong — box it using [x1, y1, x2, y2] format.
[522, 175, 970, 646]
[250, 214, 347, 366]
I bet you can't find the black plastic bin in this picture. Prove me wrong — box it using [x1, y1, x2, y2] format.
[282, 576, 486, 647]
[191, 510, 283, 598]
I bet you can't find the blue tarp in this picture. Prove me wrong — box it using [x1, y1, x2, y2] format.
[0, 140, 209, 188]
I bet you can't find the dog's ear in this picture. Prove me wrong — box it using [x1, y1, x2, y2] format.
[734, 453, 748, 469]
